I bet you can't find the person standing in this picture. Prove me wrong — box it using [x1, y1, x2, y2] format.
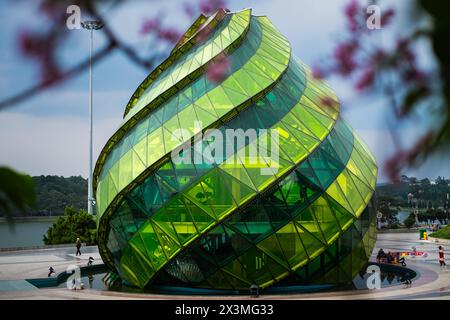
[76, 238, 82, 256]
[439, 245, 447, 272]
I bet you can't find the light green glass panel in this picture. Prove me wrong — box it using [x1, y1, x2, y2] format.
[294, 203, 327, 244]
[349, 145, 374, 186]
[302, 105, 334, 130]
[275, 124, 310, 163]
[195, 95, 220, 118]
[206, 87, 233, 118]
[119, 251, 143, 287]
[243, 62, 273, 82]
[118, 150, 133, 190]
[347, 155, 371, 188]
[224, 153, 273, 192]
[107, 172, 118, 204]
[132, 137, 147, 166]
[120, 7, 246, 129]
[153, 223, 181, 259]
[336, 169, 365, 215]
[326, 195, 355, 232]
[256, 232, 290, 269]
[221, 260, 253, 287]
[151, 197, 196, 245]
[222, 86, 251, 105]
[131, 149, 146, 180]
[348, 170, 374, 207]
[276, 223, 309, 269]
[295, 224, 325, 261]
[301, 93, 333, 119]
[147, 127, 165, 165]
[232, 69, 264, 97]
[251, 57, 280, 80]
[177, 109, 200, 137]
[138, 222, 167, 269]
[181, 195, 215, 234]
[183, 173, 220, 220]
[162, 115, 182, 140]
[221, 75, 251, 96]
[326, 180, 355, 216]
[97, 177, 109, 215]
[193, 105, 218, 126]
[280, 111, 319, 143]
[128, 234, 155, 269]
[291, 101, 328, 140]
[354, 134, 377, 166]
[218, 169, 257, 207]
[307, 196, 341, 244]
[219, 162, 258, 191]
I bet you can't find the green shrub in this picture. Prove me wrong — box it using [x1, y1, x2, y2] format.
[43, 206, 97, 245]
[429, 225, 450, 240]
[403, 213, 416, 229]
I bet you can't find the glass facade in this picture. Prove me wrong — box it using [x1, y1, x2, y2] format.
[94, 8, 378, 290]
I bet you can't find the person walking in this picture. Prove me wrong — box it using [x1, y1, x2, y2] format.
[438, 245, 447, 272]
[76, 237, 82, 256]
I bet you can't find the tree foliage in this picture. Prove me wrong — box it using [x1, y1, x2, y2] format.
[43, 206, 97, 245]
[376, 175, 450, 208]
[404, 213, 417, 229]
[34, 175, 87, 215]
[0, 167, 36, 223]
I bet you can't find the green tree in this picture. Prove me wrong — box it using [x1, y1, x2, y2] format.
[404, 213, 417, 229]
[43, 206, 97, 245]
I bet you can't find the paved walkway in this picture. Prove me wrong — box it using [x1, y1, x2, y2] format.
[0, 245, 102, 281]
[0, 233, 449, 299]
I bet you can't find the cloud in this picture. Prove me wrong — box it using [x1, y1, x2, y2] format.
[0, 112, 117, 177]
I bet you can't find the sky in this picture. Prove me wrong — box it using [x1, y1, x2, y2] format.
[0, 0, 448, 183]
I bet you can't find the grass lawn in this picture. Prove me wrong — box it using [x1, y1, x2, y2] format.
[429, 225, 450, 240]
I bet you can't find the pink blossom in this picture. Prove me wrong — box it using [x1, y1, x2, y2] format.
[183, 3, 195, 17]
[312, 66, 325, 79]
[333, 41, 359, 75]
[381, 9, 395, 27]
[158, 29, 181, 43]
[199, 0, 226, 15]
[140, 18, 160, 35]
[355, 67, 375, 91]
[344, 0, 360, 32]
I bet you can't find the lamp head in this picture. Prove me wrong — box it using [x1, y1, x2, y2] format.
[81, 20, 104, 30]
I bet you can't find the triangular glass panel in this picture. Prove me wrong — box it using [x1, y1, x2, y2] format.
[257, 232, 290, 269]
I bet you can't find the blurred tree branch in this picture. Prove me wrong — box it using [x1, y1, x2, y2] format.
[0, 0, 227, 111]
[314, 0, 450, 181]
[0, 0, 228, 221]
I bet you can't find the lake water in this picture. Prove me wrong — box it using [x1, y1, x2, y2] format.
[0, 220, 54, 248]
[397, 211, 411, 224]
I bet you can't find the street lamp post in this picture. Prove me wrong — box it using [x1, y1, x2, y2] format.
[81, 20, 103, 215]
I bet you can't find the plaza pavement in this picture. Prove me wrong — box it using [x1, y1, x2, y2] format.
[0, 233, 449, 300]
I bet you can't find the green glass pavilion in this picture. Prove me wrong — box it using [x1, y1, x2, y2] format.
[94, 8, 378, 291]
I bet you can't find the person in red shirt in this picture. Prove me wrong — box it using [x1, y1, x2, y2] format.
[438, 246, 447, 272]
